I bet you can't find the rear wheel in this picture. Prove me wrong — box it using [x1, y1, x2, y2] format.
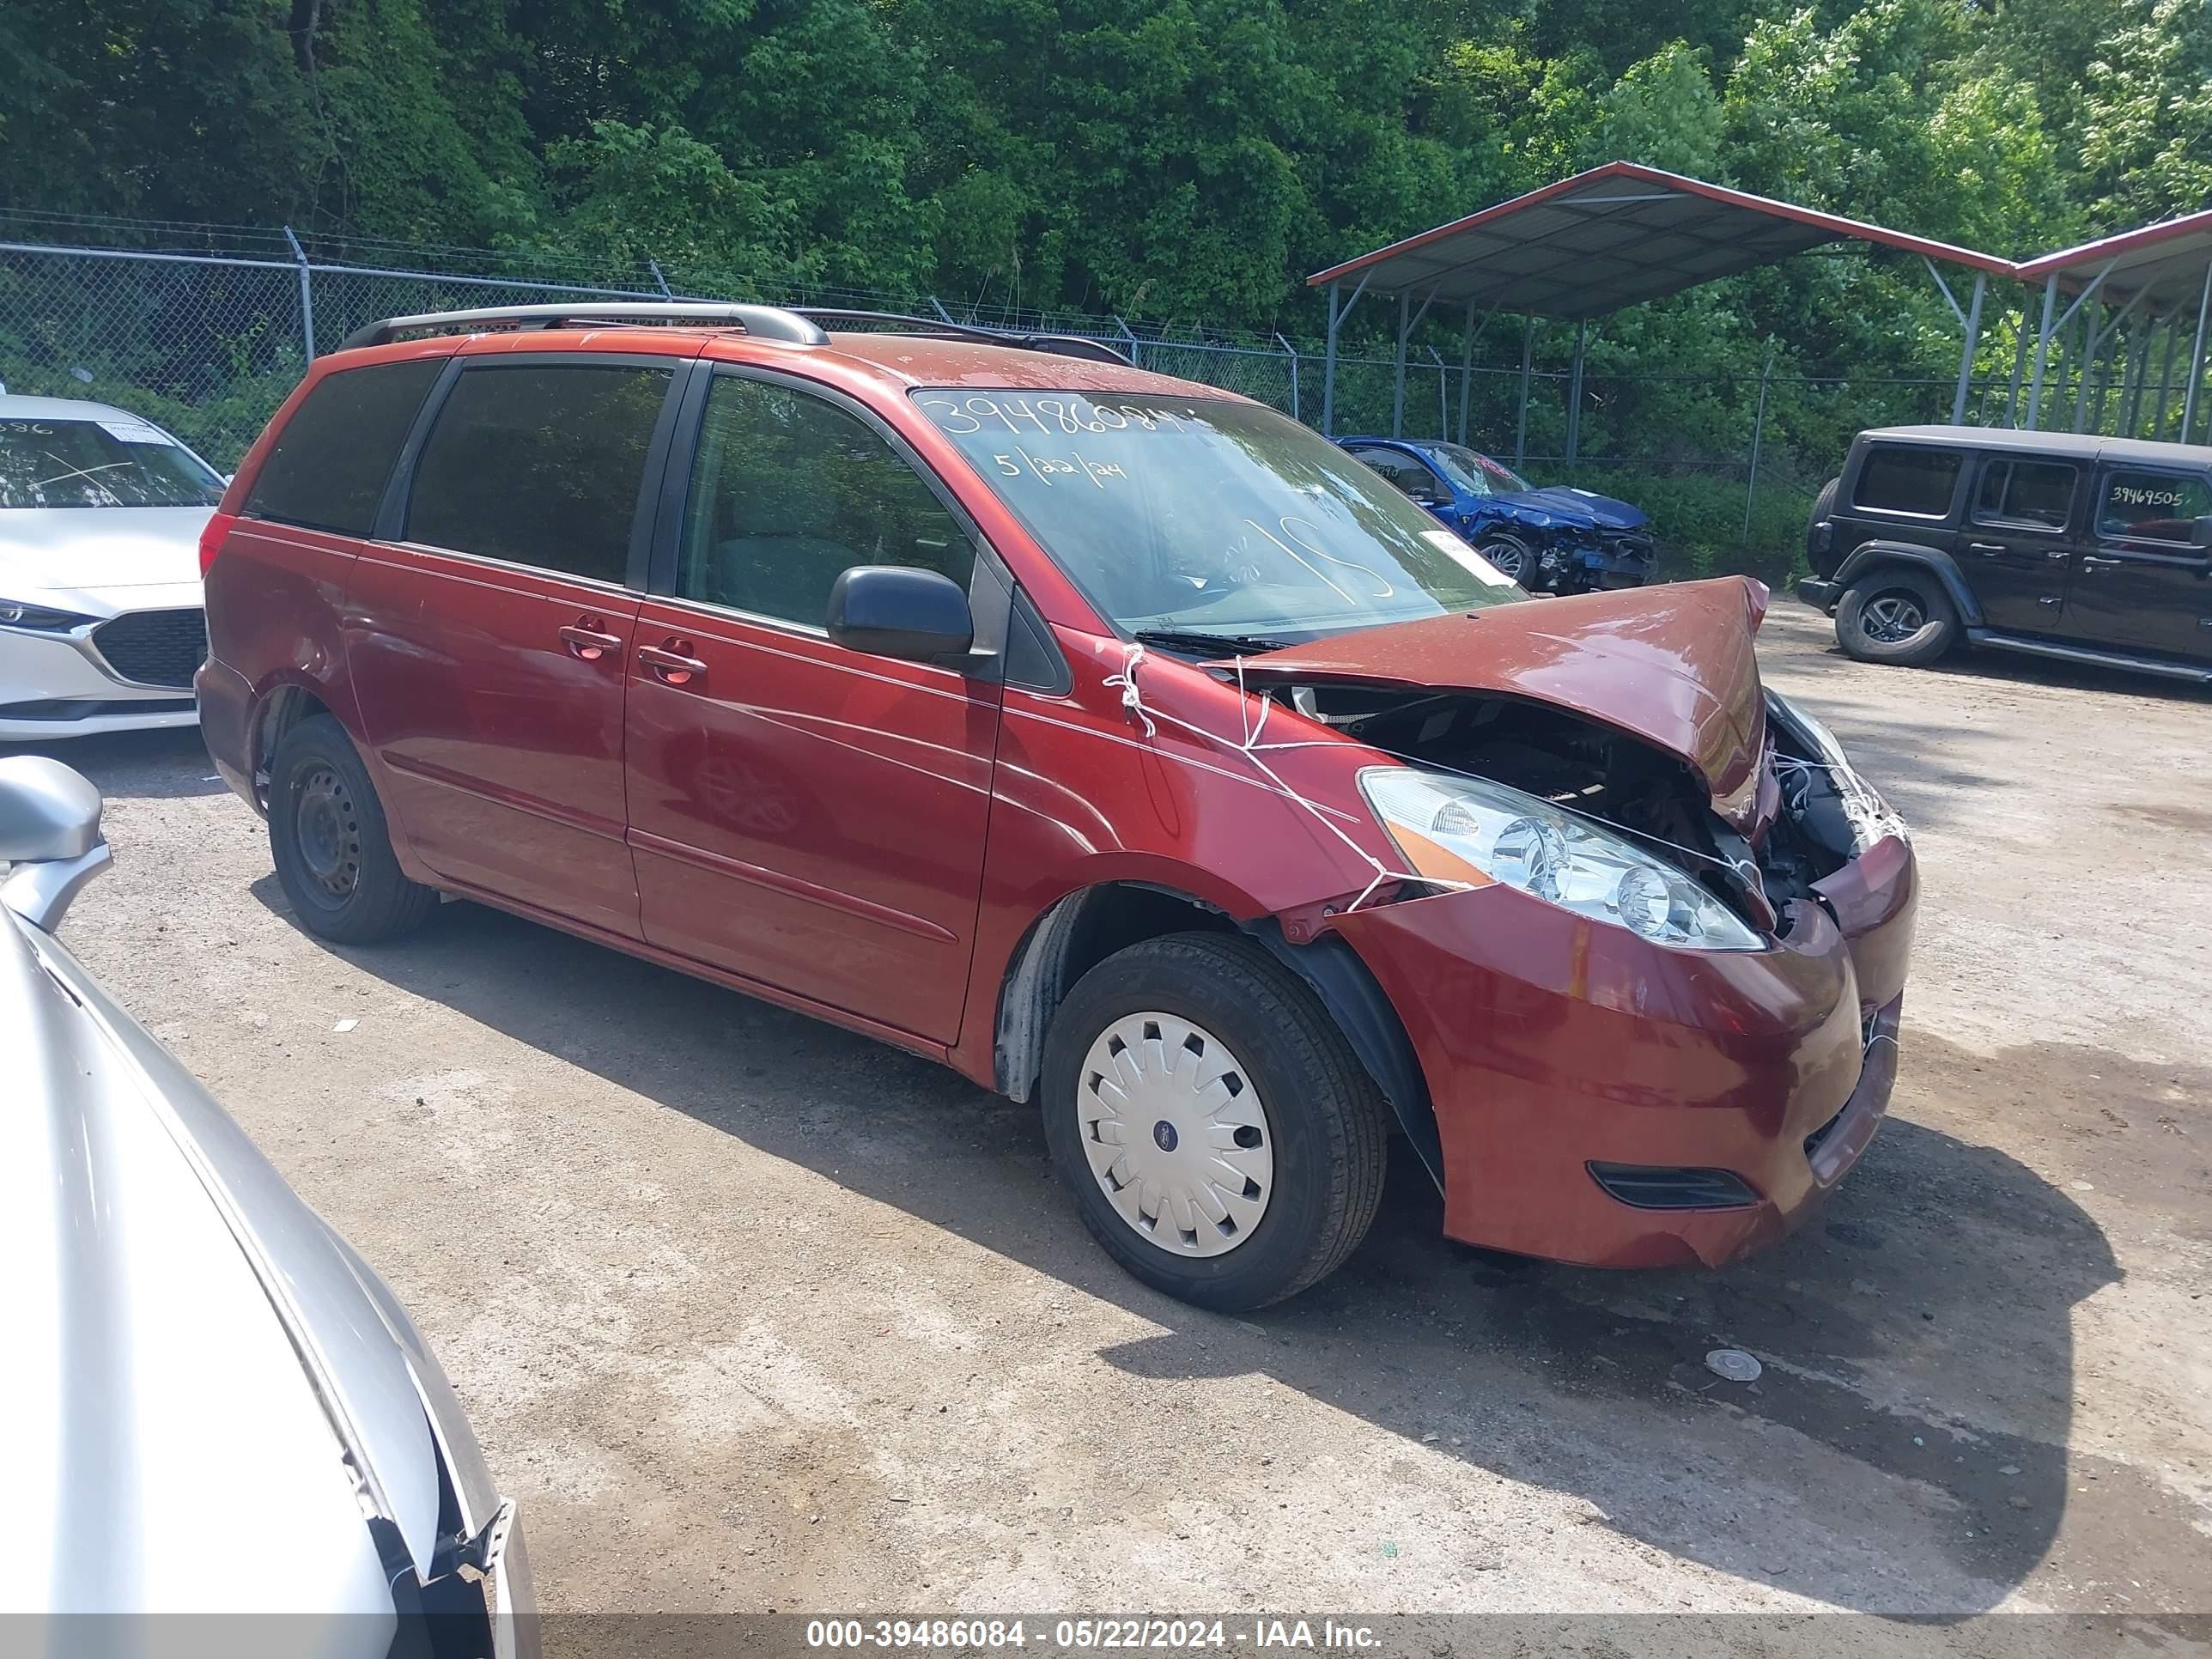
[268, 714, 435, 944]
[1836, 568, 1958, 667]
[1040, 933, 1389, 1311]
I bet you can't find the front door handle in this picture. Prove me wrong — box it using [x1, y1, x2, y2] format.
[559, 617, 625, 660]
[637, 640, 708, 687]
[2081, 555, 2124, 570]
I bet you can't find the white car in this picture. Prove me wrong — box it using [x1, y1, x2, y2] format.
[0, 392, 221, 741]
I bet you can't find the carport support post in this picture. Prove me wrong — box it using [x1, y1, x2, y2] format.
[1744, 341, 1776, 539]
[2183, 262, 2212, 442]
[2151, 315, 2182, 436]
[1564, 317, 1588, 468]
[283, 225, 314, 363]
[1950, 273, 1985, 424]
[1514, 316, 1534, 467]
[1322, 283, 1340, 434]
[2119, 325, 2153, 436]
[1456, 301, 1477, 445]
[2002, 309, 2031, 427]
[2025, 274, 2059, 428]
[1391, 290, 1411, 438]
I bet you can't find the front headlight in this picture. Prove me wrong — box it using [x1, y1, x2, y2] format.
[0, 599, 96, 632]
[1358, 766, 1765, 951]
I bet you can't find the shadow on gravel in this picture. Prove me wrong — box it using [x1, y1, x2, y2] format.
[260, 878, 2168, 1617]
[0, 726, 223, 799]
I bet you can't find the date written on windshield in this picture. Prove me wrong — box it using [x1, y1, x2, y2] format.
[993, 446, 1128, 488]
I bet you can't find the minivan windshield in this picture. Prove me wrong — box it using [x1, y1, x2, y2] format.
[915, 391, 1522, 642]
[0, 416, 224, 509]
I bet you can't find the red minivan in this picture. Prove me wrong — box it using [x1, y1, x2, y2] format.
[198, 302, 1917, 1311]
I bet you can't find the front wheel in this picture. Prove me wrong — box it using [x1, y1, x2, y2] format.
[1836, 568, 1958, 666]
[1040, 933, 1389, 1311]
[1476, 532, 1534, 586]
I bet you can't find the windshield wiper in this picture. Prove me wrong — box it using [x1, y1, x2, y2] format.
[1132, 628, 1295, 659]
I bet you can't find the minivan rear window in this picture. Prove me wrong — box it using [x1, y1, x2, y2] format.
[1853, 448, 1960, 518]
[245, 358, 442, 535]
[404, 363, 672, 582]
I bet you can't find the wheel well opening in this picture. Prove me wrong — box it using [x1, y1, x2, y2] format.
[994, 884, 1234, 1103]
[254, 685, 332, 808]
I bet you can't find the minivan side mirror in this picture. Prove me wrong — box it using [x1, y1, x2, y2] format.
[0, 756, 112, 932]
[826, 565, 975, 663]
[2191, 514, 2212, 550]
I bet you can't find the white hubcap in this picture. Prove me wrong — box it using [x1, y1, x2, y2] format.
[1077, 1012, 1273, 1257]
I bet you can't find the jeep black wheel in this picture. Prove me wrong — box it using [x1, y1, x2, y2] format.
[1836, 569, 1957, 667]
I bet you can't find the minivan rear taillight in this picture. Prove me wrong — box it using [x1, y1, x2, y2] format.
[198, 511, 238, 578]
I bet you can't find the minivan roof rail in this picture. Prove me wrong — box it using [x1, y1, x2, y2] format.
[339, 301, 831, 351]
[788, 309, 1134, 367]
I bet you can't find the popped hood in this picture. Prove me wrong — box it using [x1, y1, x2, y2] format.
[1234, 576, 1771, 826]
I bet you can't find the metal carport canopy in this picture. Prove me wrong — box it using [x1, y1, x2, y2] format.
[1304, 160, 2012, 318]
[2016, 209, 2212, 313]
[2011, 208, 2212, 439]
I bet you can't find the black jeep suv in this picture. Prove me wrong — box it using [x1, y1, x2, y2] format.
[1797, 426, 2212, 684]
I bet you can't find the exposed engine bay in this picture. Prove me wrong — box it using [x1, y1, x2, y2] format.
[1279, 681, 1890, 936]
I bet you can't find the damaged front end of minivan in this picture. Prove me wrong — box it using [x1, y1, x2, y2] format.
[1228, 577, 1918, 1267]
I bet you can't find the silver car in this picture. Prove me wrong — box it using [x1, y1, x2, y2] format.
[0, 755, 533, 1649]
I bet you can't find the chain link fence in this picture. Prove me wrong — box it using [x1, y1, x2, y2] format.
[0, 216, 1988, 574]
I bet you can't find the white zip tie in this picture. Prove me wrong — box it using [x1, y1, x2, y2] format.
[1108, 645, 1458, 913]
[1102, 644, 1156, 737]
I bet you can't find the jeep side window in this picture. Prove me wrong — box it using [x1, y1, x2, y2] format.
[2096, 470, 2212, 544]
[1851, 447, 1961, 518]
[677, 374, 975, 629]
[405, 363, 674, 581]
[1972, 459, 2075, 532]
[245, 357, 443, 536]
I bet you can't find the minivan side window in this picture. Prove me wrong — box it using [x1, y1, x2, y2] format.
[2096, 470, 2212, 544]
[1852, 447, 1961, 518]
[405, 363, 673, 582]
[245, 358, 442, 536]
[676, 375, 975, 629]
[1972, 459, 2076, 532]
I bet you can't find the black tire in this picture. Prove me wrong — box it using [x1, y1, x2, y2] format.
[268, 714, 435, 944]
[1039, 932, 1389, 1312]
[1477, 532, 1534, 586]
[1805, 477, 1838, 567]
[1835, 568, 1958, 666]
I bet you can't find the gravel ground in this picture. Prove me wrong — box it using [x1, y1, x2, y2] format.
[21, 600, 2211, 1620]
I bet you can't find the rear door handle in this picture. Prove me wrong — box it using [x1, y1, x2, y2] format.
[1966, 542, 2008, 556]
[2081, 555, 2124, 570]
[559, 618, 625, 660]
[637, 640, 708, 687]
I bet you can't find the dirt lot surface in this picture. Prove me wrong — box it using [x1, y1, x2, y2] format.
[26, 601, 2212, 1620]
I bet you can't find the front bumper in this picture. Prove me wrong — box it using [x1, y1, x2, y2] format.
[1334, 834, 1917, 1268]
[1795, 576, 1841, 611]
[0, 623, 203, 740]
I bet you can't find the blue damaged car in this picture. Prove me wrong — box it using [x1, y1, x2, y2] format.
[1338, 436, 1656, 593]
